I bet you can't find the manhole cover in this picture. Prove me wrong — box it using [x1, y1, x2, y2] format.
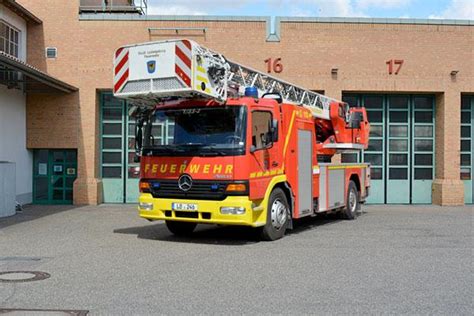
[0, 271, 50, 283]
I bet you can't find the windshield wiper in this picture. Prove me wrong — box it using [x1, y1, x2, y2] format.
[149, 145, 185, 154]
[176, 143, 205, 147]
[199, 145, 228, 156]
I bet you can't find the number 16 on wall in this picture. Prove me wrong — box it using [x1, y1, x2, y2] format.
[265, 58, 283, 74]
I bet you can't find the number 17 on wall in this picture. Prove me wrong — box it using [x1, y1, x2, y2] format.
[386, 59, 404, 75]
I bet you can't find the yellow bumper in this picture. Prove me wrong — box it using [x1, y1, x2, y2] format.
[138, 193, 266, 227]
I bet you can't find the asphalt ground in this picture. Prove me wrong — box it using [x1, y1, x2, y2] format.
[0, 204, 472, 315]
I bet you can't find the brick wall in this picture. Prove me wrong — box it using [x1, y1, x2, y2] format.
[19, 0, 474, 205]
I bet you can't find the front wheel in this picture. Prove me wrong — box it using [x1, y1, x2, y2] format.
[260, 188, 290, 241]
[341, 180, 359, 220]
[165, 221, 197, 236]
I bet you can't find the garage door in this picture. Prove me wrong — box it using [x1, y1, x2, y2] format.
[461, 95, 473, 204]
[342, 94, 435, 204]
[99, 92, 174, 203]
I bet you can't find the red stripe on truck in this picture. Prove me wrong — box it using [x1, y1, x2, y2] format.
[175, 64, 191, 87]
[175, 46, 191, 69]
[114, 69, 129, 93]
[115, 52, 129, 75]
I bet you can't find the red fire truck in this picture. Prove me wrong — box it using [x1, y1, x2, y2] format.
[113, 39, 370, 240]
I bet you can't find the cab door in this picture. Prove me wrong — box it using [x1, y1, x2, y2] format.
[248, 108, 280, 199]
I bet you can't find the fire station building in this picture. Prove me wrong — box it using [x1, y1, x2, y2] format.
[1, 0, 473, 206]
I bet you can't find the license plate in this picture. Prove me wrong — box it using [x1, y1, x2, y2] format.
[172, 203, 198, 211]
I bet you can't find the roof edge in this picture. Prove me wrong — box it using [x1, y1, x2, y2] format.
[277, 16, 474, 26]
[2, 0, 42, 24]
[79, 14, 268, 22]
[0, 52, 77, 93]
[78, 13, 474, 26]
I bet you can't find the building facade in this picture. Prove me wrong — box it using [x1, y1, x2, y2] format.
[0, 0, 76, 206]
[14, 0, 474, 205]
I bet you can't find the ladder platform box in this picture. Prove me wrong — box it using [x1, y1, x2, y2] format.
[0, 161, 16, 218]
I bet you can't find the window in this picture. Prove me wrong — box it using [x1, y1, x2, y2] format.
[0, 21, 20, 58]
[46, 47, 57, 58]
[252, 111, 273, 150]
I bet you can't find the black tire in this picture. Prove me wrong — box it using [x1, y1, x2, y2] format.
[260, 188, 290, 241]
[341, 180, 359, 220]
[165, 221, 197, 236]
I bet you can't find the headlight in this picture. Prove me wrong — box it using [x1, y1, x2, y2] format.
[220, 207, 246, 215]
[139, 202, 153, 211]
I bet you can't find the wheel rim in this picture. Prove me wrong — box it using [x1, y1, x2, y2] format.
[271, 199, 288, 230]
[349, 189, 357, 214]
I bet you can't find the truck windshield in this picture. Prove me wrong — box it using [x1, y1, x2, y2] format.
[143, 106, 247, 156]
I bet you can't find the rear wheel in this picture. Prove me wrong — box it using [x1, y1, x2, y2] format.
[260, 188, 290, 241]
[341, 180, 359, 220]
[165, 221, 197, 236]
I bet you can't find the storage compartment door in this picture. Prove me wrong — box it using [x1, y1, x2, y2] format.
[298, 130, 313, 216]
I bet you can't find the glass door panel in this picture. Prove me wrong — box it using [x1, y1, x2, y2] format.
[461, 96, 473, 204]
[386, 95, 410, 204]
[411, 96, 435, 203]
[362, 95, 385, 203]
[101, 93, 125, 203]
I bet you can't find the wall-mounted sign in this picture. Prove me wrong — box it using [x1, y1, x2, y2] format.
[67, 168, 76, 175]
[53, 165, 63, 173]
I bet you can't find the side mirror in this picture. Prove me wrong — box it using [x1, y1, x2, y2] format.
[349, 112, 363, 129]
[271, 119, 279, 142]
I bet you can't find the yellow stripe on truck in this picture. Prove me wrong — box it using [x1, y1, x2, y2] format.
[281, 111, 296, 170]
[327, 164, 368, 170]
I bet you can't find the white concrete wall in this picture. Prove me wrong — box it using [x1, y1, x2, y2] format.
[0, 3, 27, 61]
[0, 4, 31, 204]
[0, 85, 32, 204]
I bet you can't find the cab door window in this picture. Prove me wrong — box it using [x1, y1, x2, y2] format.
[252, 111, 273, 150]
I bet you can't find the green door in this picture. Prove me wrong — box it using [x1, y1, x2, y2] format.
[33, 150, 77, 204]
[461, 95, 474, 204]
[342, 94, 435, 204]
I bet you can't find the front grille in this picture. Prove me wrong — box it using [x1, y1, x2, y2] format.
[149, 180, 247, 201]
[121, 80, 151, 93]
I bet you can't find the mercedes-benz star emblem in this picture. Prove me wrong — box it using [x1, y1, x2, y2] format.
[178, 174, 193, 192]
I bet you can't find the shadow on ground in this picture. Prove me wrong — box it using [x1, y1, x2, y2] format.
[0, 205, 80, 229]
[113, 212, 359, 245]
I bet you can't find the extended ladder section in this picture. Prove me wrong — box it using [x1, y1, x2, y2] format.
[113, 39, 341, 120]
